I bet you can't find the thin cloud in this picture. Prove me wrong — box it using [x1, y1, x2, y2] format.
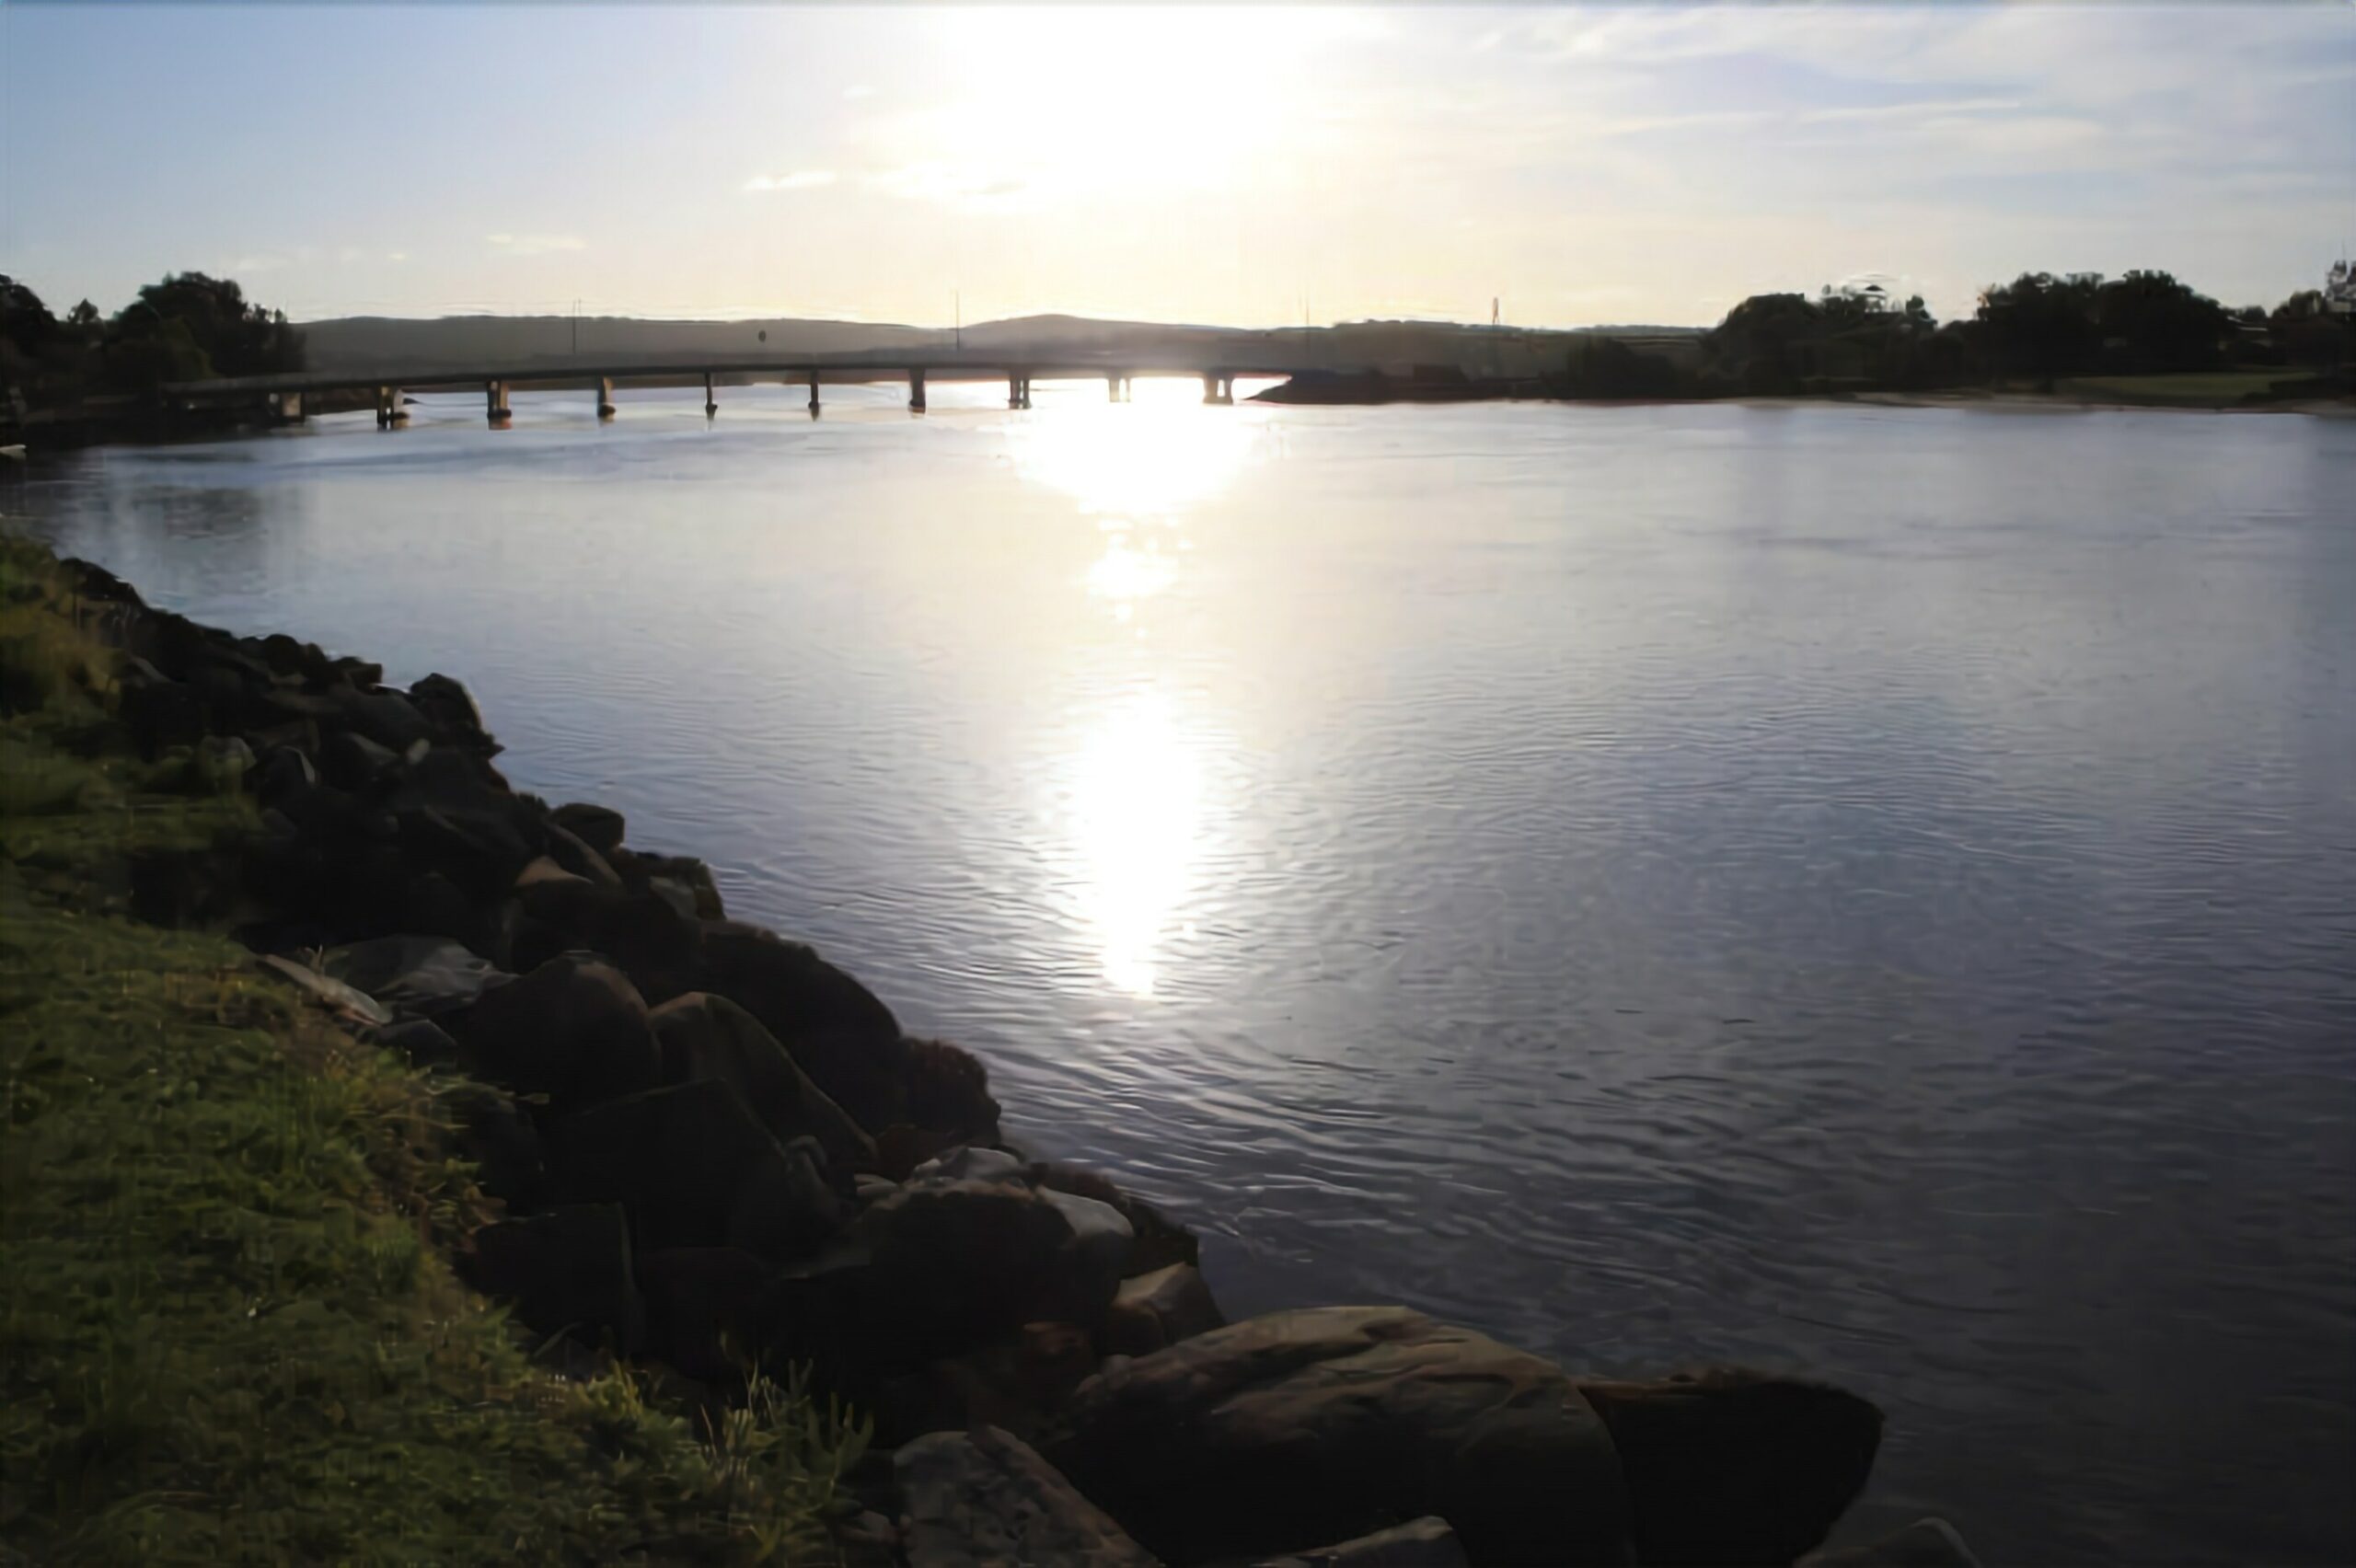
[743, 170, 837, 192]
[486, 233, 585, 257]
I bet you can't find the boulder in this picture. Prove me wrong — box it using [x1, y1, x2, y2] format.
[440, 1080, 552, 1209]
[446, 954, 663, 1111]
[1106, 1263, 1225, 1357]
[615, 848, 724, 919]
[195, 733, 255, 791]
[855, 1178, 1128, 1360]
[253, 744, 318, 807]
[1799, 1519, 1980, 1568]
[1253, 1517, 1471, 1568]
[375, 1017, 459, 1068]
[464, 1204, 641, 1353]
[649, 992, 875, 1173]
[895, 1426, 1161, 1568]
[548, 1079, 841, 1260]
[543, 822, 622, 889]
[511, 879, 703, 1003]
[1044, 1308, 1637, 1567]
[409, 672, 493, 750]
[880, 1320, 1100, 1445]
[550, 801, 626, 857]
[119, 675, 205, 758]
[904, 1037, 1002, 1144]
[1578, 1368, 1883, 1567]
[1031, 1163, 1200, 1277]
[321, 934, 510, 1020]
[396, 797, 540, 904]
[694, 921, 907, 1132]
[635, 1247, 779, 1381]
[910, 1145, 1026, 1185]
[321, 728, 402, 791]
[339, 686, 434, 753]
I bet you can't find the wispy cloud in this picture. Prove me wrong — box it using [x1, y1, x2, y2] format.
[743, 170, 837, 193]
[486, 233, 585, 257]
[841, 84, 873, 100]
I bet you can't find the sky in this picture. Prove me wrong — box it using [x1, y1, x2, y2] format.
[3, 4, 2351, 330]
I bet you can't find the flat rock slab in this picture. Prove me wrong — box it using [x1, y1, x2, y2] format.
[897, 1425, 1161, 1568]
[254, 953, 391, 1027]
[1800, 1519, 1981, 1568]
[1045, 1306, 1634, 1567]
[1252, 1516, 1470, 1568]
[321, 933, 510, 1019]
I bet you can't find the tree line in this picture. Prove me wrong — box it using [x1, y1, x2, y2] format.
[2, 271, 306, 412]
[1556, 268, 2352, 399]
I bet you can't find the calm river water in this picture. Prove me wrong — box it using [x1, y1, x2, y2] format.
[9, 383, 2352, 1562]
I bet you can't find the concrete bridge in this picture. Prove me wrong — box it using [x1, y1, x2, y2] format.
[164, 349, 1327, 428]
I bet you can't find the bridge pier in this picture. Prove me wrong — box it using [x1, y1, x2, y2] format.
[704, 372, 717, 418]
[1008, 373, 1032, 410]
[807, 375, 821, 418]
[908, 368, 926, 412]
[269, 391, 306, 422]
[1202, 372, 1233, 405]
[1107, 375, 1130, 403]
[375, 386, 407, 428]
[595, 377, 617, 420]
[486, 380, 511, 425]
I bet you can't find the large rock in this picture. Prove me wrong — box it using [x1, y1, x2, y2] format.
[904, 1037, 1002, 1144]
[543, 822, 622, 889]
[635, 1247, 779, 1382]
[409, 672, 494, 752]
[1031, 1163, 1200, 1277]
[1578, 1368, 1883, 1567]
[1045, 1308, 1636, 1567]
[1253, 1517, 1471, 1568]
[1799, 1520, 1980, 1568]
[649, 991, 875, 1173]
[694, 921, 907, 1132]
[895, 1426, 1161, 1568]
[465, 1204, 642, 1353]
[321, 934, 511, 1020]
[548, 1078, 841, 1261]
[440, 1080, 552, 1209]
[447, 954, 663, 1111]
[511, 879, 703, 1004]
[613, 847, 724, 919]
[854, 1177, 1130, 1361]
[550, 801, 626, 857]
[1106, 1263, 1225, 1357]
[338, 686, 434, 753]
[880, 1320, 1099, 1445]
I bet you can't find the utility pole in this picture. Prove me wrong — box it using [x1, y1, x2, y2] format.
[572, 299, 581, 358]
[954, 290, 962, 354]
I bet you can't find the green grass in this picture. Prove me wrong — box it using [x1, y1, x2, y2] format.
[1, 535, 865, 1564]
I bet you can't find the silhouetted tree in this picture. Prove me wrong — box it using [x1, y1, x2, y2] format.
[2091, 270, 2230, 374]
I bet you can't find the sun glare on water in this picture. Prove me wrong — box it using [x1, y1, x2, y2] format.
[1006, 379, 1257, 996]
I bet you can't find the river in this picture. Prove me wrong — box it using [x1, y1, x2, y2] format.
[9, 382, 2352, 1562]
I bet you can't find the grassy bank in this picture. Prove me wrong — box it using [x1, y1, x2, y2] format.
[0, 536, 860, 1564]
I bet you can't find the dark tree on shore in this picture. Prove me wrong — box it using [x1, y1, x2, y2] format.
[1972, 272, 2104, 386]
[110, 272, 305, 385]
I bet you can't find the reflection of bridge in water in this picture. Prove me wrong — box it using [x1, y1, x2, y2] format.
[165, 349, 1338, 427]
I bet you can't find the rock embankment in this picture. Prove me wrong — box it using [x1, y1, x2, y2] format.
[53, 551, 1970, 1567]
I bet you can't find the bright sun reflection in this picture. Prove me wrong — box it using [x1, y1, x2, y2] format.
[1005, 379, 1260, 523]
[1072, 686, 1202, 997]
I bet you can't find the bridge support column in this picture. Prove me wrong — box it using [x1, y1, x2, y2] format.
[376, 386, 407, 427]
[1202, 373, 1233, 405]
[908, 369, 926, 412]
[1009, 373, 1031, 410]
[807, 375, 821, 418]
[486, 380, 511, 425]
[595, 377, 617, 420]
[270, 391, 306, 422]
[704, 372, 717, 418]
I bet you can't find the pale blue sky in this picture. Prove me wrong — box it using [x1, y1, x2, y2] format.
[4, 4, 2350, 328]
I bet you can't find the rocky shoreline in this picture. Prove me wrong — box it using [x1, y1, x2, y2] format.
[53, 549, 1973, 1567]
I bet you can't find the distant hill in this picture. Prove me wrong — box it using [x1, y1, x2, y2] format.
[294, 310, 1702, 379]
